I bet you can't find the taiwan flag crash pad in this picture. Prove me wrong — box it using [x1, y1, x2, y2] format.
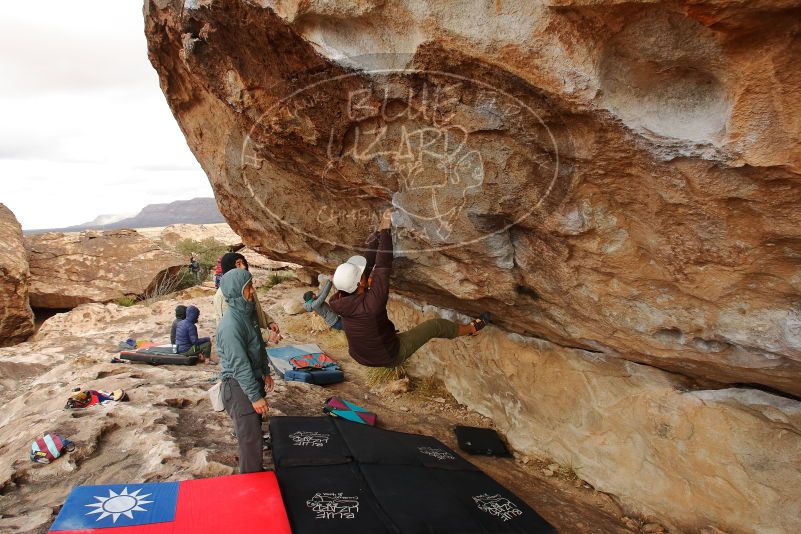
[49, 472, 291, 533]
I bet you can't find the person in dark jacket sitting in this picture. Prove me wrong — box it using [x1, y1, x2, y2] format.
[170, 305, 187, 345]
[175, 305, 212, 362]
[328, 209, 491, 368]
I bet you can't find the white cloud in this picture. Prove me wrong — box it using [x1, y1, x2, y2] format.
[0, 1, 214, 229]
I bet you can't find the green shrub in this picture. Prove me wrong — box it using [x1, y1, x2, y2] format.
[175, 237, 229, 271]
[259, 271, 295, 292]
[116, 296, 137, 307]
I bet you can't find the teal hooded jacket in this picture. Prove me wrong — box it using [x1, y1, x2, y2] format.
[217, 269, 270, 402]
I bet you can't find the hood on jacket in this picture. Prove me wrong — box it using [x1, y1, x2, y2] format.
[220, 268, 255, 316]
[185, 305, 200, 323]
[329, 290, 364, 317]
[175, 305, 187, 320]
[221, 252, 247, 274]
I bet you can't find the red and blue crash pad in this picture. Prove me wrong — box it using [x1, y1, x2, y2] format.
[48, 472, 291, 533]
[267, 344, 344, 385]
[289, 352, 336, 369]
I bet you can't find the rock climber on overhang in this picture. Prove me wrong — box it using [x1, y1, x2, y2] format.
[328, 208, 491, 368]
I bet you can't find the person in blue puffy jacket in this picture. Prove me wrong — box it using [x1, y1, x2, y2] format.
[175, 305, 212, 362]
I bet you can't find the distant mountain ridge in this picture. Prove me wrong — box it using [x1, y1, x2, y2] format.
[25, 198, 225, 234]
[85, 212, 138, 227]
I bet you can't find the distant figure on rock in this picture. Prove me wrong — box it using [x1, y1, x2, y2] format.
[329, 209, 491, 368]
[214, 256, 223, 288]
[170, 304, 187, 346]
[217, 268, 274, 474]
[302, 274, 342, 330]
[213, 252, 281, 342]
[188, 254, 201, 285]
[175, 305, 212, 362]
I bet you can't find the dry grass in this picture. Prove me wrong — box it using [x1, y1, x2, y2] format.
[365, 365, 406, 386]
[412, 375, 447, 397]
[280, 313, 349, 349]
[140, 268, 192, 305]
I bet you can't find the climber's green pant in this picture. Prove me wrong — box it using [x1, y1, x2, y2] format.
[392, 318, 459, 366]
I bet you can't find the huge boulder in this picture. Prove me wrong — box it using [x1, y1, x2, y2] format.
[0, 204, 34, 346]
[145, 1, 801, 530]
[26, 229, 185, 308]
[145, 0, 801, 396]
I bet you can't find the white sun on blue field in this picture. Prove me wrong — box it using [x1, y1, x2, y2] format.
[85, 487, 154, 522]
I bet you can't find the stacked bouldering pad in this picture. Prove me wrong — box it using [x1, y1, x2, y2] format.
[267, 344, 344, 385]
[270, 416, 556, 533]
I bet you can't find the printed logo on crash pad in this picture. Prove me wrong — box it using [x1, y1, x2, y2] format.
[289, 431, 330, 447]
[306, 492, 359, 519]
[50, 482, 178, 531]
[417, 446, 455, 461]
[85, 487, 154, 523]
[473, 493, 523, 522]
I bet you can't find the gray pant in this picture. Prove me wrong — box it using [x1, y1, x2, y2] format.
[393, 318, 459, 366]
[222, 378, 264, 474]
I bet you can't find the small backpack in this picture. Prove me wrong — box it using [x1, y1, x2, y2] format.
[30, 433, 75, 464]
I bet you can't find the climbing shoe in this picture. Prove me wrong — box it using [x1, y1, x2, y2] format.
[469, 312, 492, 335]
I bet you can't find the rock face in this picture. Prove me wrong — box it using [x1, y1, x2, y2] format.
[392, 297, 801, 534]
[159, 222, 243, 248]
[239, 247, 300, 271]
[26, 230, 186, 308]
[146, 0, 801, 396]
[145, 1, 801, 530]
[0, 204, 34, 346]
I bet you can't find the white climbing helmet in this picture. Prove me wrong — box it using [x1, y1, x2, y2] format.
[332, 255, 368, 294]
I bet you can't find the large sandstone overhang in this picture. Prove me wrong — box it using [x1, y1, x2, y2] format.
[144, 0, 801, 396]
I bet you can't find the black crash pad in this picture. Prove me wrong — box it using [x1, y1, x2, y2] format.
[269, 416, 555, 534]
[277, 464, 394, 534]
[119, 347, 198, 365]
[270, 416, 352, 467]
[335, 418, 478, 471]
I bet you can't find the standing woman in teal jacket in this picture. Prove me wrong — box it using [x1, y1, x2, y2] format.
[216, 268, 274, 473]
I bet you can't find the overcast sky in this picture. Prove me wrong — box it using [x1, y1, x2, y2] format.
[0, 2, 213, 230]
